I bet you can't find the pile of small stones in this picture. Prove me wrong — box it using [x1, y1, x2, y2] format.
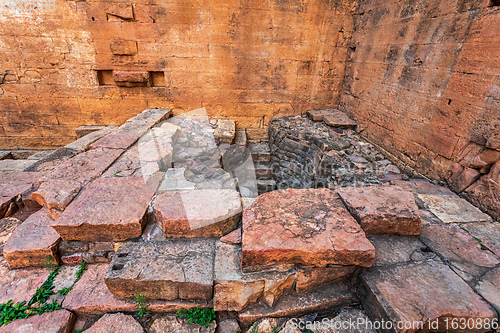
[269, 114, 405, 189]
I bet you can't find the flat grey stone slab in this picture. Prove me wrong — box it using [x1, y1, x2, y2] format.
[418, 194, 492, 223]
[105, 239, 216, 301]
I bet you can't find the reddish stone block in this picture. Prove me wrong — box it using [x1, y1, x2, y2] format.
[0, 310, 75, 333]
[110, 40, 138, 55]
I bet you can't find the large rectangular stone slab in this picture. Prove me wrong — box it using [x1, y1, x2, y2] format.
[417, 194, 492, 223]
[3, 209, 61, 269]
[358, 260, 497, 333]
[105, 239, 216, 301]
[337, 185, 422, 236]
[91, 109, 172, 149]
[242, 188, 375, 269]
[31, 148, 124, 219]
[63, 264, 211, 315]
[154, 189, 242, 238]
[52, 177, 155, 242]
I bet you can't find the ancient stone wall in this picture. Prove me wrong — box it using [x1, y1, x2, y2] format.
[0, 0, 355, 149]
[339, 0, 500, 218]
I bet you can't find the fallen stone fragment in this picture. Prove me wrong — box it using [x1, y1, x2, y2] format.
[0, 171, 41, 217]
[52, 177, 154, 242]
[214, 242, 295, 311]
[368, 235, 434, 266]
[150, 315, 216, 333]
[91, 109, 172, 149]
[420, 225, 499, 283]
[154, 189, 242, 238]
[242, 188, 375, 269]
[306, 109, 335, 122]
[0, 309, 75, 333]
[63, 264, 211, 315]
[0, 217, 22, 254]
[464, 161, 500, 220]
[84, 313, 144, 333]
[105, 240, 216, 300]
[31, 148, 124, 218]
[0, 257, 50, 304]
[3, 209, 60, 269]
[220, 227, 241, 244]
[358, 260, 497, 333]
[239, 282, 355, 327]
[337, 185, 422, 236]
[214, 119, 236, 143]
[418, 194, 492, 223]
[322, 110, 357, 129]
[474, 267, 500, 313]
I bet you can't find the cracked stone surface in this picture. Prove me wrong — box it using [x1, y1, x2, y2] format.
[242, 188, 375, 269]
[91, 109, 172, 149]
[154, 189, 242, 238]
[460, 222, 500, 256]
[105, 240, 216, 300]
[3, 209, 60, 269]
[368, 235, 435, 266]
[63, 264, 210, 315]
[358, 260, 497, 333]
[474, 267, 500, 313]
[52, 177, 155, 242]
[337, 185, 422, 236]
[0, 309, 75, 333]
[420, 224, 499, 283]
[417, 194, 492, 223]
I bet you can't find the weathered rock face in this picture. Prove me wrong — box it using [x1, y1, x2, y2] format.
[339, 0, 500, 220]
[3, 209, 61, 269]
[358, 260, 497, 333]
[105, 240, 216, 301]
[84, 313, 144, 333]
[0, 309, 75, 333]
[242, 188, 375, 269]
[337, 185, 422, 236]
[464, 161, 500, 219]
[154, 189, 242, 238]
[52, 177, 155, 242]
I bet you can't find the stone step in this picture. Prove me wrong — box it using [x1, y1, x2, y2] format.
[249, 143, 271, 163]
[52, 176, 155, 242]
[257, 179, 276, 194]
[242, 188, 375, 270]
[63, 264, 211, 315]
[336, 185, 422, 236]
[3, 209, 61, 269]
[238, 281, 355, 327]
[105, 239, 216, 301]
[153, 189, 242, 238]
[358, 259, 497, 333]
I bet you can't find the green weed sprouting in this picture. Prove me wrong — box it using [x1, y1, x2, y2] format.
[177, 308, 216, 327]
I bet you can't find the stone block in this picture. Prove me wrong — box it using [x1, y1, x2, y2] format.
[417, 194, 492, 223]
[105, 240, 216, 300]
[242, 188, 375, 269]
[84, 313, 144, 333]
[214, 120, 236, 143]
[110, 40, 138, 55]
[0, 309, 75, 333]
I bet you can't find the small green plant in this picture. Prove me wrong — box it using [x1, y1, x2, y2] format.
[0, 301, 29, 326]
[459, 226, 488, 250]
[36, 300, 62, 315]
[177, 308, 215, 327]
[76, 330, 83, 333]
[29, 266, 59, 306]
[56, 287, 72, 296]
[134, 293, 150, 318]
[56, 261, 87, 296]
[114, 170, 122, 175]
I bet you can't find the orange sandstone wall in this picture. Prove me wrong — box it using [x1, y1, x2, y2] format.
[0, 0, 356, 149]
[340, 0, 500, 216]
